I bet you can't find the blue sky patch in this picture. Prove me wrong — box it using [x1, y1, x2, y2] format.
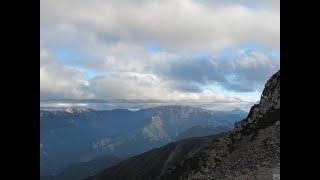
[54, 48, 74, 63]
[83, 69, 112, 78]
[144, 41, 161, 52]
[240, 41, 279, 57]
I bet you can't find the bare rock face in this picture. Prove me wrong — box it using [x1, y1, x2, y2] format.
[159, 70, 280, 180]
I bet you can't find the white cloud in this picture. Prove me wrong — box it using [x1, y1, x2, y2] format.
[40, 50, 251, 109]
[40, 0, 280, 110]
[224, 50, 280, 91]
[89, 72, 241, 103]
[41, 0, 279, 51]
[40, 48, 95, 100]
[40, 47, 279, 108]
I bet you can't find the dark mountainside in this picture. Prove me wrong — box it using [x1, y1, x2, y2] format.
[41, 105, 246, 179]
[88, 70, 280, 180]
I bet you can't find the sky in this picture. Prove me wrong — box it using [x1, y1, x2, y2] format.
[40, 0, 280, 111]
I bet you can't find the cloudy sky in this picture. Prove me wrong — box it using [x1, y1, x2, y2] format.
[40, 0, 280, 111]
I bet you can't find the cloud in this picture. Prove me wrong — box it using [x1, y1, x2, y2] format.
[40, 0, 280, 110]
[40, 49, 251, 109]
[88, 72, 240, 103]
[41, 0, 279, 51]
[223, 50, 280, 91]
[153, 57, 224, 85]
[151, 50, 279, 92]
[40, 46, 279, 109]
[40, 48, 94, 101]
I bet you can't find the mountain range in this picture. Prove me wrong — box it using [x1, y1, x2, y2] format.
[40, 105, 248, 179]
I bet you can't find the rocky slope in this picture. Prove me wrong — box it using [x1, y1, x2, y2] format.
[88, 70, 280, 180]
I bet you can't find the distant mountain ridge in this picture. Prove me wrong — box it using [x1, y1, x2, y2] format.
[40, 105, 247, 179]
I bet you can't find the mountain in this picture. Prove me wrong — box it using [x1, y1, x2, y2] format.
[40, 105, 247, 178]
[87, 70, 280, 180]
[174, 125, 229, 141]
